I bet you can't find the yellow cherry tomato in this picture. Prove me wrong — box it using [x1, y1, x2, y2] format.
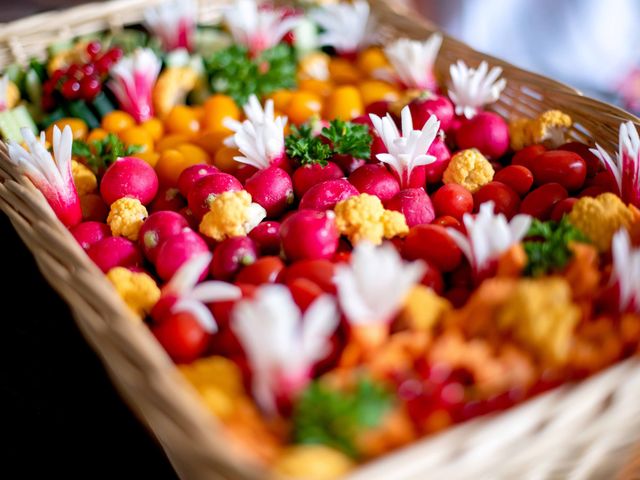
[140, 118, 164, 142]
[86, 128, 108, 144]
[46, 118, 88, 141]
[358, 80, 400, 106]
[101, 110, 136, 133]
[119, 127, 154, 153]
[155, 148, 205, 187]
[135, 151, 160, 168]
[203, 94, 241, 132]
[176, 143, 209, 165]
[193, 129, 232, 156]
[213, 146, 241, 173]
[164, 105, 200, 136]
[156, 134, 191, 152]
[298, 78, 334, 98]
[357, 47, 390, 76]
[329, 57, 362, 85]
[266, 89, 294, 112]
[286, 91, 323, 125]
[324, 86, 364, 121]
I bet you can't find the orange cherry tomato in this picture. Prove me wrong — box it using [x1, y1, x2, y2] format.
[267, 89, 294, 112]
[156, 148, 206, 187]
[86, 127, 108, 144]
[46, 118, 88, 141]
[119, 126, 154, 153]
[298, 79, 334, 98]
[101, 110, 136, 133]
[193, 129, 231, 156]
[140, 118, 164, 142]
[324, 85, 364, 121]
[329, 57, 362, 84]
[358, 80, 399, 106]
[176, 143, 209, 165]
[164, 105, 200, 136]
[156, 134, 191, 152]
[135, 151, 160, 168]
[213, 146, 241, 173]
[357, 47, 390, 76]
[202, 94, 240, 132]
[286, 91, 323, 125]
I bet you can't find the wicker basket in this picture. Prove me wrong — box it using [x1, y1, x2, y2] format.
[1, 1, 640, 478]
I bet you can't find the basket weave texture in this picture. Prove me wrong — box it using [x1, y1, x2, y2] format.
[1, 1, 640, 479]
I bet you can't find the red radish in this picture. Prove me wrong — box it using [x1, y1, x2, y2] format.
[365, 100, 392, 118]
[150, 187, 186, 213]
[403, 165, 427, 189]
[425, 135, 452, 184]
[210, 236, 258, 280]
[235, 256, 285, 284]
[409, 94, 455, 132]
[177, 164, 219, 197]
[420, 262, 444, 294]
[71, 221, 110, 250]
[209, 283, 257, 330]
[155, 228, 210, 281]
[559, 141, 601, 177]
[244, 166, 294, 217]
[138, 211, 189, 263]
[87, 236, 142, 272]
[348, 164, 400, 202]
[80, 193, 108, 222]
[386, 188, 435, 227]
[512, 144, 546, 170]
[531, 150, 586, 191]
[292, 162, 344, 197]
[432, 184, 473, 221]
[100, 156, 159, 205]
[352, 114, 374, 129]
[152, 311, 210, 364]
[235, 164, 260, 183]
[579, 186, 608, 198]
[586, 170, 618, 193]
[287, 278, 324, 312]
[280, 210, 339, 261]
[494, 165, 534, 196]
[550, 197, 578, 222]
[332, 153, 366, 175]
[520, 183, 568, 220]
[456, 112, 509, 159]
[299, 179, 358, 211]
[280, 259, 337, 294]
[187, 173, 243, 219]
[248, 221, 281, 255]
[179, 206, 199, 230]
[474, 182, 521, 219]
[403, 224, 462, 272]
[370, 135, 388, 162]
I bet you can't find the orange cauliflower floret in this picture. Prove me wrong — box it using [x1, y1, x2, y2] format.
[497, 277, 580, 365]
[509, 117, 533, 151]
[397, 285, 451, 332]
[199, 190, 266, 241]
[334, 193, 408, 245]
[567, 193, 635, 251]
[71, 160, 97, 196]
[298, 51, 331, 81]
[107, 197, 148, 241]
[152, 66, 199, 118]
[509, 110, 572, 150]
[273, 445, 354, 480]
[442, 148, 494, 193]
[106, 267, 160, 318]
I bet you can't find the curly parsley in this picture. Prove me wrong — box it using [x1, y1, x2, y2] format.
[72, 133, 142, 174]
[285, 124, 333, 166]
[321, 119, 372, 160]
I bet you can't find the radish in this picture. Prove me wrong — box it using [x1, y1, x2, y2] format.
[456, 112, 509, 160]
[80, 193, 109, 222]
[369, 134, 388, 162]
[179, 206, 199, 230]
[71, 221, 111, 250]
[409, 94, 454, 132]
[365, 100, 392, 118]
[386, 188, 435, 227]
[424, 134, 452, 184]
[351, 114, 374, 129]
[150, 187, 186, 213]
[177, 164, 219, 198]
[155, 228, 210, 281]
[211, 236, 259, 280]
[332, 154, 366, 175]
[348, 164, 400, 202]
[100, 156, 159, 205]
[187, 172, 243, 219]
[248, 221, 281, 255]
[299, 178, 358, 211]
[292, 162, 344, 197]
[87, 236, 142, 272]
[244, 166, 294, 217]
[139, 211, 189, 263]
[280, 210, 339, 261]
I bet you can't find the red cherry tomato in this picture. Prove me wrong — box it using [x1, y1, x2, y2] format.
[209, 283, 256, 329]
[587, 170, 617, 193]
[432, 184, 473, 221]
[280, 259, 336, 294]
[432, 215, 463, 231]
[421, 262, 444, 294]
[558, 141, 601, 177]
[403, 224, 462, 272]
[449, 263, 473, 289]
[474, 181, 521, 219]
[287, 277, 324, 312]
[333, 251, 352, 263]
[578, 186, 608, 198]
[531, 150, 586, 191]
[550, 197, 578, 222]
[235, 256, 284, 285]
[494, 165, 534, 196]
[512, 144, 546, 170]
[152, 311, 210, 364]
[520, 183, 568, 220]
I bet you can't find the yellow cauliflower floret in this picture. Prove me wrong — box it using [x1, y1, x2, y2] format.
[298, 52, 331, 81]
[71, 160, 97, 195]
[567, 193, 634, 252]
[199, 190, 265, 241]
[273, 445, 355, 480]
[334, 193, 408, 245]
[397, 285, 451, 332]
[497, 277, 580, 365]
[152, 67, 198, 118]
[106, 267, 160, 318]
[509, 117, 533, 151]
[107, 197, 148, 241]
[2, 78, 20, 110]
[442, 148, 494, 193]
[529, 109, 572, 146]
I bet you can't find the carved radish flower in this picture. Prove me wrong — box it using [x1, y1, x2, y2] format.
[611, 229, 640, 313]
[448, 60, 506, 119]
[223, 94, 286, 150]
[310, 0, 376, 56]
[232, 284, 339, 414]
[144, 0, 197, 52]
[384, 34, 443, 91]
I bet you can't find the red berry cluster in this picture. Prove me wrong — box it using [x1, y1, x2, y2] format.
[42, 41, 123, 110]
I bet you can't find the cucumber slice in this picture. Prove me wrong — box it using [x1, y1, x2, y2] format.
[4, 64, 25, 92]
[11, 105, 38, 136]
[0, 106, 37, 142]
[67, 101, 100, 129]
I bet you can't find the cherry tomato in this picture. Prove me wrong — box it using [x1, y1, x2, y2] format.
[209, 283, 256, 330]
[280, 259, 336, 294]
[421, 262, 444, 294]
[587, 170, 617, 193]
[578, 186, 608, 198]
[520, 183, 568, 220]
[432, 215, 463, 231]
[445, 287, 471, 308]
[558, 141, 601, 177]
[531, 150, 586, 191]
[511, 144, 546, 170]
[210, 236, 258, 280]
[287, 277, 324, 312]
[449, 263, 473, 289]
[432, 184, 473, 221]
[403, 224, 462, 272]
[493, 165, 534, 196]
[235, 256, 284, 285]
[550, 197, 578, 222]
[474, 181, 521, 219]
[152, 311, 210, 363]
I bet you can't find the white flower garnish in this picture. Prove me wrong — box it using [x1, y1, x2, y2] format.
[384, 34, 442, 91]
[369, 105, 439, 187]
[334, 242, 425, 326]
[223, 94, 287, 149]
[310, 0, 376, 55]
[611, 229, 640, 313]
[224, 0, 300, 56]
[232, 284, 339, 414]
[591, 121, 640, 207]
[164, 252, 242, 332]
[446, 201, 532, 274]
[144, 0, 197, 52]
[448, 60, 506, 119]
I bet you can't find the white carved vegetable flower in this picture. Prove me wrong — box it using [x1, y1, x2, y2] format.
[310, 0, 376, 55]
[384, 34, 443, 91]
[448, 60, 506, 119]
[611, 229, 640, 313]
[144, 0, 197, 52]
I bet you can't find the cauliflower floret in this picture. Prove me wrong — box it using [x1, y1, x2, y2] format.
[152, 66, 198, 118]
[199, 190, 266, 241]
[298, 52, 331, 81]
[1, 77, 20, 110]
[508, 110, 572, 151]
[71, 159, 97, 196]
[397, 285, 451, 332]
[106, 267, 160, 318]
[568, 193, 634, 251]
[273, 445, 354, 480]
[508, 117, 533, 151]
[334, 193, 408, 245]
[497, 277, 580, 365]
[442, 148, 494, 193]
[107, 197, 148, 241]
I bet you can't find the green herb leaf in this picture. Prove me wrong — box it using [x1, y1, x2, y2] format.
[321, 119, 372, 160]
[292, 377, 394, 458]
[72, 133, 142, 173]
[285, 124, 332, 167]
[523, 217, 590, 277]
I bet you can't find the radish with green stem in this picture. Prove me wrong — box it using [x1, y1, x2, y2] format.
[71, 221, 111, 250]
[150, 187, 185, 213]
[177, 164, 219, 198]
[138, 211, 189, 263]
[87, 236, 142, 272]
[299, 178, 358, 211]
[211, 236, 259, 280]
[244, 166, 294, 217]
[187, 172, 243, 219]
[155, 228, 210, 281]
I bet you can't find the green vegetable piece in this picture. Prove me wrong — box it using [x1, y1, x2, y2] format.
[72, 133, 142, 174]
[321, 119, 372, 160]
[285, 124, 332, 166]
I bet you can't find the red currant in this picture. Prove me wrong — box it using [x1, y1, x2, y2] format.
[86, 41, 102, 58]
[80, 75, 101, 100]
[107, 47, 124, 63]
[61, 79, 82, 99]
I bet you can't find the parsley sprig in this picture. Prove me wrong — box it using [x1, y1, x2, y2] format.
[322, 119, 372, 160]
[523, 217, 590, 277]
[72, 133, 142, 174]
[292, 377, 394, 458]
[285, 124, 332, 166]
